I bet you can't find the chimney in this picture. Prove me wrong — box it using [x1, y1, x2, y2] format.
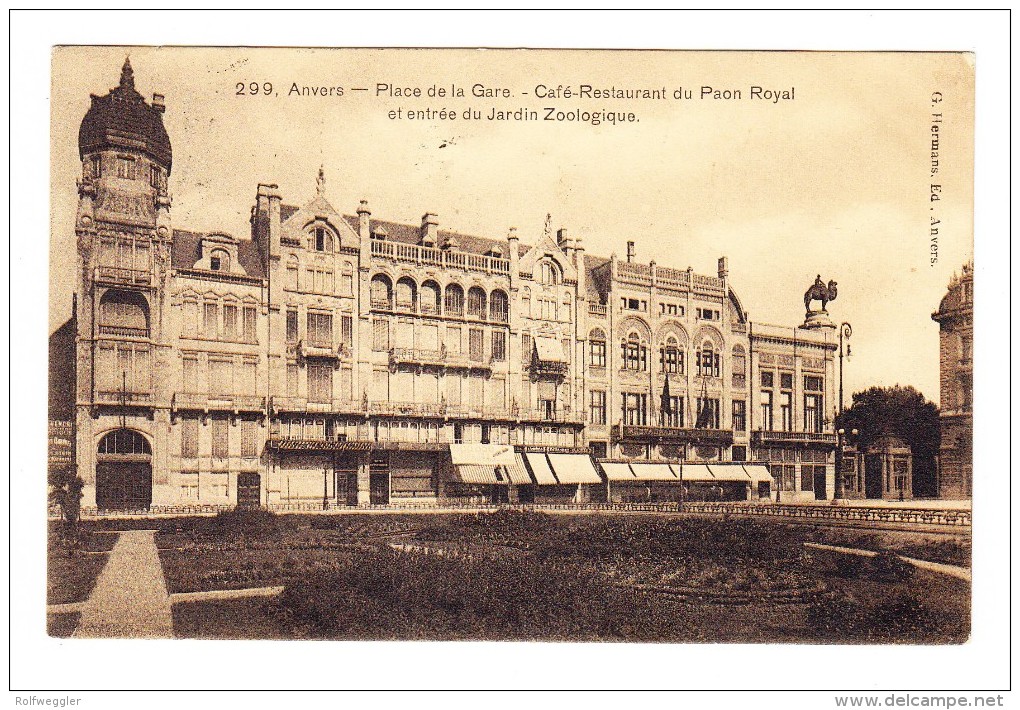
[507, 227, 519, 290]
[421, 213, 439, 246]
[357, 200, 371, 240]
[626, 241, 636, 263]
[557, 228, 570, 247]
[718, 256, 729, 280]
[255, 183, 281, 259]
[151, 94, 165, 113]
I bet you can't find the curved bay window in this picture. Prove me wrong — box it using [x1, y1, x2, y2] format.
[660, 336, 683, 374]
[395, 277, 417, 312]
[696, 340, 721, 378]
[589, 328, 607, 367]
[99, 290, 149, 338]
[420, 280, 441, 315]
[622, 332, 648, 371]
[445, 283, 465, 316]
[370, 274, 393, 310]
[467, 286, 487, 319]
[490, 289, 509, 323]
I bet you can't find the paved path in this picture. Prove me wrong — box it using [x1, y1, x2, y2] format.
[73, 530, 173, 638]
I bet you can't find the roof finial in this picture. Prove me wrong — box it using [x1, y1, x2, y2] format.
[120, 56, 135, 91]
[544, 213, 552, 238]
[316, 165, 326, 196]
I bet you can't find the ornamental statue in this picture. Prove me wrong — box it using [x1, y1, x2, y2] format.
[804, 274, 838, 312]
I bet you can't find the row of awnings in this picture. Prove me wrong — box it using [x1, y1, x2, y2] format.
[449, 444, 771, 486]
[450, 445, 601, 486]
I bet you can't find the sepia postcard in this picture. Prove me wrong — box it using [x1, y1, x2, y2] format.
[44, 43, 976, 666]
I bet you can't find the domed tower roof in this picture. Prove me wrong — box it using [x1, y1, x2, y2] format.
[78, 58, 172, 174]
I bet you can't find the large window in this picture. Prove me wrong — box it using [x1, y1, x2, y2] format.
[98, 290, 149, 338]
[732, 400, 746, 432]
[622, 393, 648, 426]
[622, 332, 648, 371]
[539, 259, 560, 285]
[445, 284, 464, 316]
[311, 226, 333, 252]
[490, 290, 509, 323]
[286, 309, 298, 343]
[241, 420, 259, 459]
[696, 398, 720, 429]
[590, 390, 607, 425]
[372, 319, 389, 352]
[467, 287, 487, 319]
[181, 418, 199, 458]
[396, 277, 417, 312]
[420, 281, 441, 315]
[760, 391, 774, 431]
[211, 418, 229, 459]
[780, 391, 793, 432]
[696, 341, 721, 377]
[660, 395, 684, 428]
[308, 364, 332, 403]
[491, 330, 506, 362]
[223, 304, 238, 340]
[307, 312, 332, 347]
[660, 336, 683, 374]
[589, 330, 607, 367]
[804, 376, 824, 434]
[469, 328, 484, 362]
[371, 275, 393, 310]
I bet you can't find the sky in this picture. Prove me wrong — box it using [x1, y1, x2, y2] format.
[50, 46, 974, 405]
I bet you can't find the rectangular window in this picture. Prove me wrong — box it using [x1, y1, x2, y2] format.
[590, 390, 607, 425]
[308, 364, 332, 403]
[804, 375, 824, 392]
[660, 395, 683, 427]
[211, 418, 229, 459]
[182, 356, 199, 393]
[307, 312, 333, 347]
[590, 339, 606, 368]
[622, 393, 647, 426]
[286, 363, 299, 397]
[491, 330, 506, 362]
[522, 334, 532, 365]
[204, 303, 218, 338]
[372, 319, 389, 351]
[760, 371, 774, 388]
[804, 394, 823, 433]
[243, 307, 257, 343]
[781, 392, 793, 432]
[116, 156, 135, 179]
[469, 328, 484, 362]
[696, 398, 720, 429]
[732, 400, 746, 432]
[181, 418, 199, 458]
[732, 445, 747, 462]
[760, 391, 774, 431]
[780, 372, 794, 390]
[341, 315, 353, 349]
[661, 347, 681, 374]
[149, 164, 161, 189]
[223, 305, 238, 340]
[446, 326, 462, 355]
[241, 420, 259, 458]
[210, 359, 231, 396]
[286, 309, 298, 343]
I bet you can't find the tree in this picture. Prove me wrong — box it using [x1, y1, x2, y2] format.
[48, 466, 85, 549]
[834, 385, 940, 497]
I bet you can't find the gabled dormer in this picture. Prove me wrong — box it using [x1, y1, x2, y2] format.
[279, 167, 360, 253]
[518, 215, 578, 285]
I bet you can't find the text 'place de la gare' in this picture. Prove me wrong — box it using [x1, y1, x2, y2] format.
[59, 60, 865, 513]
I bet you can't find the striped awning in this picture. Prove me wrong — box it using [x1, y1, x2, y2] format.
[505, 454, 534, 485]
[454, 465, 508, 485]
[679, 464, 714, 482]
[706, 465, 752, 482]
[629, 463, 680, 481]
[547, 454, 602, 484]
[524, 452, 558, 485]
[601, 462, 637, 481]
[534, 336, 566, 363]
[743, 465, 773, 484]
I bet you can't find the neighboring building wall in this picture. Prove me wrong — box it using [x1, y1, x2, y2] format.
[931, 263, 973, 498]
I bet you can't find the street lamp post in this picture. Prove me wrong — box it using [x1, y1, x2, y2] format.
[838, 322, 852, 415]
[835, 427, 859, 501]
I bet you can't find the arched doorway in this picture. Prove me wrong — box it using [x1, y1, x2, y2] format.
[96, 429, 152, 510]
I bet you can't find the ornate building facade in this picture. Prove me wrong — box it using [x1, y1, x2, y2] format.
[931, 262, 974, 498]
[67, 61, 840, 510]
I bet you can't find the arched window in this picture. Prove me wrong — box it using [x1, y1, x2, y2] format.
[310, 226, 334, 252]
[370, 274, 393, 310]
[467, 286, 487, 318]
[660, 335, 683, 374]
[286, 255, 299, 290]
[99, 291, 149, 338]
[395, 277, 417, 312]
[209, 248, 229, 272]
[697, 340, 721, 377]
[445, 283, 464, 316]
[589, 328, 607, 367]
[98, 429, 151, 456]
[539, 259, 560, 285]
[521, 287, 531, 319]
[490, 290, 509, 323]
[622, 331, 648, 372]
[420, 280, 441, 315]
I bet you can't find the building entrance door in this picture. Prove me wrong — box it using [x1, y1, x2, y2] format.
[864, 455, 884, 499]
[237, 473, 261, 508]
[369, 453, 390, 505]
[813, 468, 827, 500]
[96, 461, 152, 510]
[335, 468, 359, 506]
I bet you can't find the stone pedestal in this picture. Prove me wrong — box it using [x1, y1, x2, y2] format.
[802, 309, 836, 330]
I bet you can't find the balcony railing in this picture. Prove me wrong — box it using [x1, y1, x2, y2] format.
[752, 430, 838, 445]
[588, 302, 608, 317]
[530, 360, 569, 376]
[94, 266, 151, 286]
[173, 393, 267, 412]
[95, 390, 152, 405]
[518, 407, 583, 424]
[298, 339, 346, 360]
[613, 423, 735, 444]
[371, 239, 511, 276]
[370, 297, 393, 310]
[389, 347, 492, 372]
[98, 325, 149, 338]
